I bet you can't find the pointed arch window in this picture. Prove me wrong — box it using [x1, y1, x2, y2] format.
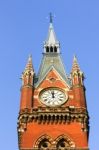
[55, 135, 75, 149]
[54, 46, 57, 52]
[38, 138, 50, 149]
[50, 46, 53, 52]
[35, 135, 53, 150]
[46, 46, 49, 52]
[57, 138, 70, 149]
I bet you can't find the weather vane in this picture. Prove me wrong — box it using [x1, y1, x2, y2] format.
[49, 12, 53, 23]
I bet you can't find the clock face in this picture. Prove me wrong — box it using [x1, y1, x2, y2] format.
[40, 88, 68, 107]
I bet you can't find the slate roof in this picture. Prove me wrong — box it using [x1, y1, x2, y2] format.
[35, 53, 71, 87]
[34, 21, 71, 87]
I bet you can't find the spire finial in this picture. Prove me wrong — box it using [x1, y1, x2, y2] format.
[73, 55, 78, 63]
[28, 54, 32, 63]
[72, 55, 80, 72]
[25, 54, 34, 71]
[50, 12, 53, 23]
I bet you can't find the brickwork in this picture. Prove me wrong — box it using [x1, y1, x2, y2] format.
[17, 22, 89, 150]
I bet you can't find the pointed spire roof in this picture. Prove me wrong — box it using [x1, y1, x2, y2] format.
[46, 22, 58, 45]
[72, 55, 80, 72]
[44, 13, 60, 53]
[35, 16, 71, 87]
[25, 55, 34, 72]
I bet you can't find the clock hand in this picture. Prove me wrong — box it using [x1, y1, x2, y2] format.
[51, 91, 55, 98]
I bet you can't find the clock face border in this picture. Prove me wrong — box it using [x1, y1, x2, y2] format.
[39, 88, 68, 107]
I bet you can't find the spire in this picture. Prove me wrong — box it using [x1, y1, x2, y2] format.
[47, 21, 58, 45]
[71, 55, 84, 86]
[72, 55, 80, 72]
[44, 13, 60, 53]
[25, 55, 34, 72]
[21, 55, 34, 86]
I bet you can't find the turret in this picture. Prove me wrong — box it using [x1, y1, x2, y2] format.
[71, 55, 86, 107]
[21, 55, 34, 86]
[71, 55, 84, 86]
[20, 55, 34, 110]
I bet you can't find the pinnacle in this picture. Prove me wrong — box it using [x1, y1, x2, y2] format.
[72, 55, 80, 72]
[73, 55, 77, 62]
[25, 55, 34, 71]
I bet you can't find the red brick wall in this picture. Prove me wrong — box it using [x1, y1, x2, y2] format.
[21, 122, 88, 148]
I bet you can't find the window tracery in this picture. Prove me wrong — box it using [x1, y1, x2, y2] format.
[35, 135, 52, 149]
[56, 138, 70, 149]
[34, 134, 75, 150]
[38, 139, 50, 149]
[55, 135, 75, 149]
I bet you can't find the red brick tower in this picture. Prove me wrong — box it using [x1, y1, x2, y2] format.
[17, 17, 89, 150]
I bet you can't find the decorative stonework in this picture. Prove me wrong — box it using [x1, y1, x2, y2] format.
[34, 134, 75, 150]
[49, 77, 56, 82]
[18, 131, 23, 149]
[18, 107, 89, 133]
[34, 134, 53, 149]
[20, 148, 89, 150]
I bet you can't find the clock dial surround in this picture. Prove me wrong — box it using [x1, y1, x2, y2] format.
[40, 88, 68, 107]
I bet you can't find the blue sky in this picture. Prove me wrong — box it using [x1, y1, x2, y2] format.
[0, 0, 98, 149]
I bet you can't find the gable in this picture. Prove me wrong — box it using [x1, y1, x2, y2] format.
[35, 67, 70, 90]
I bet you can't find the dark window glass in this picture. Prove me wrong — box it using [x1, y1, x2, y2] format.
[46, 46, 49, 52]
[54, 46, 57, 52]
[38, 139, 50, 149]
[57, 138, 70, 149]
[50, 46, 53, 52]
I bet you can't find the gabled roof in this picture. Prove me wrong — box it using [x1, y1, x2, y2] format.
[35, 53, 71, 87]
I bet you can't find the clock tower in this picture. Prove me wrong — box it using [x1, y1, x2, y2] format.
[17, 17, 89, 150]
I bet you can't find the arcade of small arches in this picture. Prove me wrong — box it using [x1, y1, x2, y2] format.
[34, 134, 75, 150]
[45, 46, 58, 53]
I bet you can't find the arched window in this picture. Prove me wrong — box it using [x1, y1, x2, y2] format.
[54, 46, 57, 52]
[55, 135, 75, 149]
[35, 135, 53, 150]
[46, 46, 49, 52]
[50, 46, 53, 52]
[38, 138, 50, 149]
[57, 138, 70, 149]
